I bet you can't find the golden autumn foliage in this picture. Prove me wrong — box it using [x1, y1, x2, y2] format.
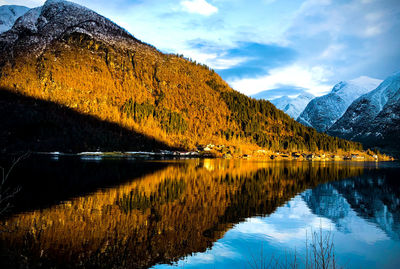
[1, 32, 235, 149]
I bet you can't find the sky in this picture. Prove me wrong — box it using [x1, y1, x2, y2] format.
[2, 0, 400, 98]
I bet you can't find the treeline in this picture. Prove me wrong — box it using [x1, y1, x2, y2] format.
[220, 90, 363, 152]
[121, 99, 188, 134]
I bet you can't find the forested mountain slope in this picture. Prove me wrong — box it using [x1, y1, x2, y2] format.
[0, 0, 362, 153]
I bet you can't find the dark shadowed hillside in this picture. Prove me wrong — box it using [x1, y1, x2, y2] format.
[0, 89, 173, 153]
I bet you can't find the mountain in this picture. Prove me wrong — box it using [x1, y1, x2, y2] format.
[270, 92, 314, 119]
[297, 77, 382, 132]
[0, 0, 362, 153]
[328, 71, 400, 151]
[0, 5, 29, 34]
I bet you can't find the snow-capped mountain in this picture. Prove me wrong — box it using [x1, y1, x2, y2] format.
[328, 71, 400, 149]
[0, 0, 139, 55]
[0, 5, 29, 34]
[297, 76, 382, 132]
[270, 92, 314, 119]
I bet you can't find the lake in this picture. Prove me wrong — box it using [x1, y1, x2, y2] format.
[0, 156, 399, 268]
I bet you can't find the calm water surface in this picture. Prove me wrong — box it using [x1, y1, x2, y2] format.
[0, 156, 399, 268]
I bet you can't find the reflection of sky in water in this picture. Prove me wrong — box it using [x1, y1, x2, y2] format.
[154, 193, 400, 269]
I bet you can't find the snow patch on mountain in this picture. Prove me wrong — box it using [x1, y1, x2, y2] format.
[271, 92, 314, 119]
[328, 71, 400, 145]
[12, 7, 42, 33]
[0, 5, 29, 33]
[297, 76, 381, 132]
[0, 0, 141, 56]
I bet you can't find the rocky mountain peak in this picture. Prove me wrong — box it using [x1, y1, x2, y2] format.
[1, 0, 139, 56]
[328, 71, 400, 150]
[44, 0, 71, 5]
[298, 92, 315, 99]
[297, 76, 381, 132]
[12, 7, 41, 34]
[331, 81, 347, 93]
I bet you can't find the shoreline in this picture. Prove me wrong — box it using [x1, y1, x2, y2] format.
[2, 150, 392, 162]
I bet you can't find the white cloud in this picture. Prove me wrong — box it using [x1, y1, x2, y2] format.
[364, 25, 384, 37]
[180, 0, 218, 16]
[229, 64, 332, 96]
[234, 197, 333, 243]
[287, 0, 395, 41]
[277, 0, 400, 82]
[210, 57, 248, 69]
[320, 43, 346, 60]
[168, 242, 238, 267]
[179, 48, 249, 70]
[365, 11, 384, 22]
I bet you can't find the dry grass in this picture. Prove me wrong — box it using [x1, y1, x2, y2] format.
[0, 154, 28, 216]
[248, 227, 343, 269]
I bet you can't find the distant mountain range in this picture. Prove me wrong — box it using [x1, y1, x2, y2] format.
[0, 0, 361, 153]
[270, 92, 314, 119]
[297, 76, 382, 132]
[259, 73, 399, 153]
[328, 72, 400, 151]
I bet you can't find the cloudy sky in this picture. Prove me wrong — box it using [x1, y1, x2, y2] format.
[3, 0, 400, 98]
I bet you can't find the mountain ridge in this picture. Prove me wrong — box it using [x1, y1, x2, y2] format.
[297, 76, 381, 132]
[1, 0, 143, 55]
[328, 71, 400, 152]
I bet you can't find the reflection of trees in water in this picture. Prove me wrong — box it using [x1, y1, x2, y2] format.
[117, 179, 186, 213]
[0, 160, 364, 268]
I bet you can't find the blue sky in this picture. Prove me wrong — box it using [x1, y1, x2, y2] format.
[3, 0, 400, 97]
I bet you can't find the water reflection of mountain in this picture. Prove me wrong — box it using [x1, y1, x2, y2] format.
[0, 156, 171, 215]
[1, 160, 364, 268]
[302, 169, 400, 240]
